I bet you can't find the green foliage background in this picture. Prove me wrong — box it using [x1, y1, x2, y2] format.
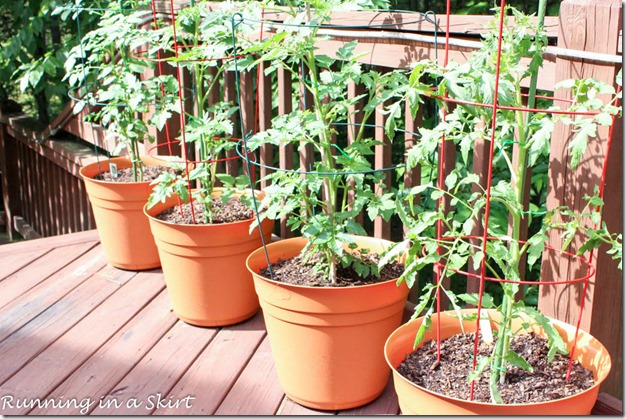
[0, 0, 563, 123]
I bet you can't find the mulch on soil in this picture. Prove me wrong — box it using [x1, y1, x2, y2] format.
[260, 251, 405, 287]
[397, 331, 595, 404]
[155, 197, 254, 224]
[94, 165, 169, 183]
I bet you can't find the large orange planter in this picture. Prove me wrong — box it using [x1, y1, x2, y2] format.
[385, 309, 612, 415]
[145, 190, 274, 327]
[246, 236, 410, 410]
[80, 156, 162, 270]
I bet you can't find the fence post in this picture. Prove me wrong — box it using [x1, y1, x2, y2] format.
[0, 116, 21, 241]
[539, 0, 622, 399]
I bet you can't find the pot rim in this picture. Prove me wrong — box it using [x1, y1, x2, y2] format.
[385, 308, 611, 408]
[144, 188, 266, 228]
[80, 156, 164, 185]
[247, 235, 405, 291]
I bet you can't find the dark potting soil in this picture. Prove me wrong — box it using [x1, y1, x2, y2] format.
[155, 198, 253, 224]
[260, 251, 405, 287]
[94, 165, 170, 183]
[397, 331, 595, 404]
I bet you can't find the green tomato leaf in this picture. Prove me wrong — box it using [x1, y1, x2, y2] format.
[504, 349, 533, 372]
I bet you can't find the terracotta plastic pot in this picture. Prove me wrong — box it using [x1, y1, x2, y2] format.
[80, 156, 162, 270]
[246, 236, 410, 410]
[145, 190, 274, 327]
[384, 309, 612, 415]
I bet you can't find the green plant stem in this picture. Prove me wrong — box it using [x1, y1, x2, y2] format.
[303, 44, 339, 284]
[491, 0, 547, 392]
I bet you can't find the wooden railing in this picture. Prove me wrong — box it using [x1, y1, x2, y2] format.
[0, 0, 621, 401]
[0, 109, 98, 241]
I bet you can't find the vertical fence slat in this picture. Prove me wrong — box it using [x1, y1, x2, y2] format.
[50, 158, 60, 236]
[539, 0, 622, 399]
[404, 102, 423, 303]
[298, 65, 314, 181]
[39, 154, 48, 235]
[466, 119, 491, 299]
[277, 67, 293, 238]
[63, 165, 73, 233]
[374, 102, 391, 240]
[239, 70, 256, 183]
[437, 112, 457, 308]
[510, 140, 532, 301]
[42, 157, 51, 237]
[0, 126, 19, 241]
[347, 81, 365, 226]
[403, 102, 422, 205]
[223, 70, 239, 177]
[16, 142, 28, 231]
[26, 145, 36, 234]
[257, 62, 274, 189]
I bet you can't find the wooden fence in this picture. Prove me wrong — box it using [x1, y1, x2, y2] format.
[0, 109, 98, 241]
[0, 0, 622, 399]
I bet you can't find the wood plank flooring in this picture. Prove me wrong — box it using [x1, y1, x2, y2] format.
[0, 230, 400, 415]
[0, 230, 620, 415]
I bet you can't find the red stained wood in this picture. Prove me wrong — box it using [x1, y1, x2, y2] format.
[258, 62, 274, 189]
[0, 241, 98, 309]
[0, 264, 136, 385]
[0, 229, 99, 256]
[29, 290, 176, 415]
[91, 320, 217, 415]
[539, 0, 622, 400]
[239, 70, 257, 182]
[154, 312, 267, 415]
[214, 335, 284, 415]
[0, 234, 618, 415]
[223, 70, 240, 177]
[338, 378, 399, 415]
[277, 67, 294, 238]
[0, 245, 108, 339]
[0, 249, 48, 282]
[0, 124, 18, 241]
[374, 100, 391, 240]
[0, 271, 164, 415]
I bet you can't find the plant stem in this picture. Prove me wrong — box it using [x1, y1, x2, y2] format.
[492, 0, 547, 391]
[304, 43, 339, 283]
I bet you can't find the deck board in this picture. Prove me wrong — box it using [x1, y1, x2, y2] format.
[0, 240, 98, 309]
[277, 397, 336, 415]
[214, 336, 284, 415]
[0, 246, 108, 338]
[0, 265, 136, 385]
[0, 270, 162, 415]
[154, 312, 267, 415]
[0, 248, 49, 281]
[0, 230, 621, 416]
[91, 320, 217, 415]
[30, 289, 175, 415]
[338, 378, 400, 415]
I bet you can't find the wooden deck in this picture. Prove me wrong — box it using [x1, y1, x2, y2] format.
[0, 230, 621, 415]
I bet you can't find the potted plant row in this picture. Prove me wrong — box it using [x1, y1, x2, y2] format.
[66, 2, 179, 270]
[68, 0, 274, 326]
[379, 3, 622, 415]
[67, 0, 622, 414]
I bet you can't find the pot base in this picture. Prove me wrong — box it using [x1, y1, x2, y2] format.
[176, 308, 259, 328]
[248, 236, 409, 411]
[286, 389, 385, 411]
